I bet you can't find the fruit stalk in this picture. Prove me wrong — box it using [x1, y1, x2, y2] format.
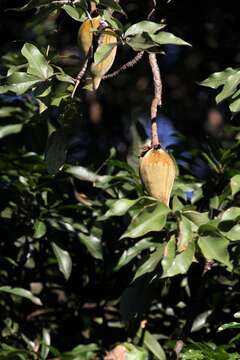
[149, 52, 162, 148]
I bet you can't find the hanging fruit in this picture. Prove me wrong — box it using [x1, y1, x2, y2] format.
[139, 148, 176, 206]
[89, 29, 118, 90]
[78, 16, 101, 58]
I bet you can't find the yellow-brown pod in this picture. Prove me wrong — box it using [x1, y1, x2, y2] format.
[78, 16, 101, 57]
[139, 148, 176, 206]
[90, 29, 117, 90]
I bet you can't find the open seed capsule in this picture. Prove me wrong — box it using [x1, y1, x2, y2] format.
[139, 148, 176, 206]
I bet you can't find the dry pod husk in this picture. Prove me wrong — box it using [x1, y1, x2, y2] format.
[90, 29, 117, 90]
[139, 148, 176, 206]
[78, 16, 101, 57]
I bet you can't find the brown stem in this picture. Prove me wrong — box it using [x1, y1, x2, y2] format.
[148, 53, 162, 148]
[71, 58, 89, 98]
[103, 51, 144, 79]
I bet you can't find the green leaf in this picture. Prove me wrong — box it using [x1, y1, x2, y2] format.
[177, 216, 193, 251]
[230, 175, 240, 196]
[218, 322, 240, 332]
[161, 236, 176, 276]
[45, 129, 68, 175]
[65, 165, 107, 183]
[143, 330, 166, 360]
[221, 224, 240, 241]
[51, 242, 72, 280]
[126, 33, 156, 51]
[21, 43, 53, 80]
[63, 5, 87, 21]
[133, 245, 163, 281]
[198, 234, 231, 268]
[78, 233, 103, 260]
[124, 343, 148, 360]
[230, 97, 240, 113]
[221, 207, 240, 221]
[94, 43, 117, 65]
[0, 124, 23, 139]
[115, 238, 155, 271]
[0, 286, 42, 305]
[162, 242, 195, 278]
[100, 198, 139, 220]
[182, 210, 209, 227]
[33, 220, 46, 239]
[200, 67, 237, 89]
[100, 0, 125, 14]
[125, 21, 166, 37]
[121, 202, 170, 239]
[41, 329, 51, 360]
[149, 31, 191, 46]
[0, 72, 41, 95]
[216, 70, 240, 103]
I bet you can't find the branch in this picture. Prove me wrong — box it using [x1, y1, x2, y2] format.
[148, 52, 162, 148]
[71, 58, 89, 98]
[103, 51, 144, 79]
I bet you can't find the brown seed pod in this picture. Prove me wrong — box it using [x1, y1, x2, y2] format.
[78, 16, 101, 58]
[139, 148, 176, 206]
[90, 29, 117, 90]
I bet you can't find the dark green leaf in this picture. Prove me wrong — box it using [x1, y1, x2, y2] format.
[198, 234, 231, 268]
[51, 242, 72, 280]
[133, 245, 163, 281]
[162, 242, 195, 278]
[121, 202, 170, 239]
[21, 43, 53, 80]
[78, 233, 103, 260]
[63, 5, 87, 21]
[0, 286, 42, 305]
[200, 67, 237, 89]
[143, 330, 166, 360]
[149, 31, 191, 46]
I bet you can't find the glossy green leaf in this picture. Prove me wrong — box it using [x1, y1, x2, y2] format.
[221, 207, 240, 221]
[216, 71, 240, 103]
[126, 34, 156, 51]
[182, 210, 209, 227]
[230, 175, 240, 196]
[100, 198, 139, 220]
[125, 21, 165, 37]
[21, 43, 53, 80]
[41, 329, 51, 360]
[78, 233, 103, 260]
[133, 245, 163, 281]
[0, 124, 23, 139]
[178, 216, 193, 251]
[63, 5, 87, 21]
[0, 72, 41, 95]
[198, 234, 231, 268]
[218, 322, 240, 332]
[115, 238, 155, 271]
[162, 242, 195, 278]
[51, 242, 72, 280]
[230, 97, 240, 112]
[200, 67, 237, 89]
[0, 286, 42, 306]
[221, 224, 240, 241]
[161, 235, 176, 275]
[33, 220, 46, 239]
[150, 31, 191, 46]
[143, 330, 166, 360]
[121, 202, 170, 239]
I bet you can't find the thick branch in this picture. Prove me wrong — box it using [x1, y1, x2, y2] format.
[103, 51, 144, 80]
[149, 53, 162, 148]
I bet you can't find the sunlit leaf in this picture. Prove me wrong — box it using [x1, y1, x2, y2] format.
[0, 286, 42, 305]
[133, 245, 163, 281]
[162, 242, 195, 278]
[198, 234, 231, 268]
[21, 43, 53, 80]
[121, 202, 170, 239]
[51, 242, 72, 280]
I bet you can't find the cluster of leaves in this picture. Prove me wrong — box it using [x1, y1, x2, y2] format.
[201, 67, 240, 113]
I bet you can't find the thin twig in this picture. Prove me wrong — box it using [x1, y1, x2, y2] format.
[149, 52, 162, 148]
[103, 51, 144, 79]
[71, 58, 89, 98]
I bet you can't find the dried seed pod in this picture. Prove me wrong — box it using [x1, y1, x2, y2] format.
[139, 148, 176, 206]
[78, 16, 101, 57]
[90, 29, 117, 90]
